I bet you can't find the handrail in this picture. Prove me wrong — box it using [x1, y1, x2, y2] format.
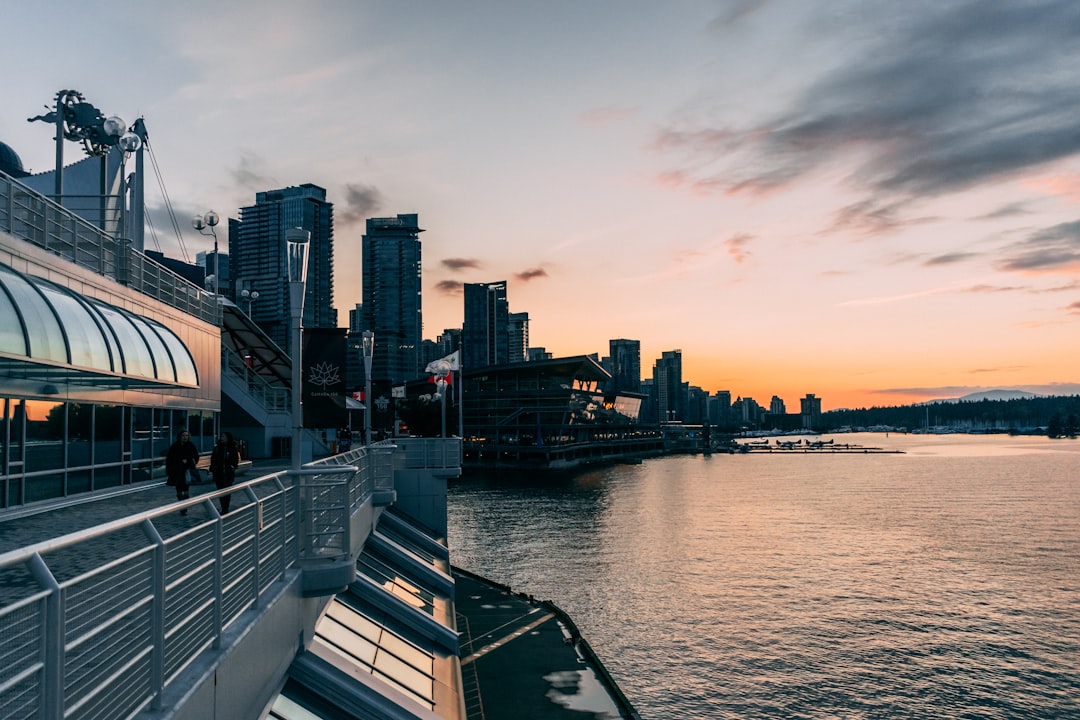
[0, 458, 367, 720]
[0, 169, 219, 324]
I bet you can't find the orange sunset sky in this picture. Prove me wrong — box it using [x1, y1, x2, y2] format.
[4, 1, 1079, 411]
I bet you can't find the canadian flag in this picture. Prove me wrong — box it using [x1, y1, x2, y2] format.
[351, 391, 365, 401]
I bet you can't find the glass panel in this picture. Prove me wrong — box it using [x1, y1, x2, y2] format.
[376, 632, 433, 675]
[371, 653, 435, 702]
[24, 400, 65, 473]
[68, 404, 92, 468]
[325, 600, 382, 641]
[126, 314, 172, 380]
[0, 265, 66, 362]
[25, 472, 63, 503]
[34, 283, 113, 371]
[95, 405, 123, 463]
[68, 468, 91, 495]
[318, 616, 378, 665]
[93, 464, 122, 490]
[269, 694, 327, 720]
[144, 319, 199, 385]
[0, 284, 27, 354]
[90, 302, 156, 378]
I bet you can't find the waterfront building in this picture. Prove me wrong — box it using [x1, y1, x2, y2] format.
[686, 385, 709, 424]
[770, 395, 786, 415]
[231, 184, 337, 355]
[1, 145, 221, 508]
[653, 350, 684, 423]
[362, 214, 424, 385]
[709, 390, 733, 430]
[527, 347, 552, 361]
[460, 356, 660, 470]
[462, 280, 509, 369]
[609, 339, 642, 394]
[801, 393, 823, 430]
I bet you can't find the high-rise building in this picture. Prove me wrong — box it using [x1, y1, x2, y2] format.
[609, 339, 641, 393]
[653, 349, 683, 422]
[462, 281, 508, 369]
[361, 214, 423, 384]
[231, 184, 336, 354]
[508, 312, 529, 363]
[770, 395, 786, 415]
[801, 393, 823, 430]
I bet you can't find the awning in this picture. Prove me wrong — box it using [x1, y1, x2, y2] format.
[0, 263, 198, 389]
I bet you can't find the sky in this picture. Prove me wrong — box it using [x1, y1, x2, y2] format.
[3, 0, 1080, 411]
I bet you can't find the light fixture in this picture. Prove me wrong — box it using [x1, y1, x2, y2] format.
[192, 211, 221, 294]
[287, 228, 311, 470]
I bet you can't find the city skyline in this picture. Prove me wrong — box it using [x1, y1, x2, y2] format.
[3, 2, 1080, 410]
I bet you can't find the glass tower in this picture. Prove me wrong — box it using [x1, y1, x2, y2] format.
[231, 184, 336, 355]
[361, 214, 423, 384]
[463, 281, 509, 369]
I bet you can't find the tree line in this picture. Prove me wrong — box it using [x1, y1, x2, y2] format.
[822, 396, 1080, 437]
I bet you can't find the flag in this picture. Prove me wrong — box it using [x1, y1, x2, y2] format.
[425, 350, 459, 374]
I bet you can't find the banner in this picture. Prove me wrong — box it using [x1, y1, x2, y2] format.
[302, 327, 348, 428]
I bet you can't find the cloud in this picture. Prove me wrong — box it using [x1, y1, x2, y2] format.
[441, 258, 483, 272]
[228, 151, 277, 192]
[976, 201, 1034, 220]
[995, 220, 1080, 273]
[723, 233, 753, 263]
[435, 280, 462, 295]
[925, 251, 978, 266]
[962, 283, 1024, 294]
[659, 2, 1080, 220]
[514, 267, 549, 282]
[1067, 300, 1080, 314]
[707, 0, 769, 30]
[337, 183, 383, 224]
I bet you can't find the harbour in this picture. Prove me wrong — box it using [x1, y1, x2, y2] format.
[447, 432, 1080, 719]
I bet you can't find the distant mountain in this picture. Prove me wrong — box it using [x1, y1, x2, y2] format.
[935, 389, 1042, 404]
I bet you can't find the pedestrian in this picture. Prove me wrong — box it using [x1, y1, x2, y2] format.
[209, 431, 240, 514]
[166, 429, 200, 515]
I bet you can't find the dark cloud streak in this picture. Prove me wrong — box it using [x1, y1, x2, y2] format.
[662, 1, 1080, 227]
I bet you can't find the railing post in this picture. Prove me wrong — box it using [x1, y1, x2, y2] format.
[27, 554, 63, 720]
[141, 519, 166, 709]
[212, 503, 223, 649]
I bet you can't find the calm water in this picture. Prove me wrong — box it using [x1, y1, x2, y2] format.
[446, 433, 1080, 719]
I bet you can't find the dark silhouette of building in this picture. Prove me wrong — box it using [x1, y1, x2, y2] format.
[609, 338, 641, 393]
[361, 214, 423, 384]
[462, 281, 508, 370]
[231, 184, 336, 355]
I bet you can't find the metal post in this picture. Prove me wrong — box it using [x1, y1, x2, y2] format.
[287, 228, 310, 471]
[362, 331, 374, 447]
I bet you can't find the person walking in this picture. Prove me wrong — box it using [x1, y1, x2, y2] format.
[209, 431, 240, 514]
[166, 430, 199, 515]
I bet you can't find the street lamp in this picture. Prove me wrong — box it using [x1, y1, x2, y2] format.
[287, 228, 311, 471]
[240, 288, 260, 315]
[362, 331, 374, 446]
[192, 210, 220, 295]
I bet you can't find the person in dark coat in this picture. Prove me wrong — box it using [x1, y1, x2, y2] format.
[165, 430, 199, 515]
[209, 431, 240, 514]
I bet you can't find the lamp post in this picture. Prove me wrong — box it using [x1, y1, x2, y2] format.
[240, 288, 260, 315]
[287, 228, 311, 471]
[193, 211, 220, 295]
[361, 331, 374, 447]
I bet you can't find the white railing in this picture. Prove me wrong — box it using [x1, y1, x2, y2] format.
[0, 170, 218, 324]
[0, 452, 384, 720]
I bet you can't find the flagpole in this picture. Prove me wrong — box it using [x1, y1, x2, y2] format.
[457, 366, 463, 439]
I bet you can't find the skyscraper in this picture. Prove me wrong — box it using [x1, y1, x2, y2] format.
[462, 281, 508, 369]
[231, 184, 336, 354]
[362, 214, 423, 384]
[508, 311, 529, 363]
[653, 349, 684, 422]
[609, 338, 641, 393]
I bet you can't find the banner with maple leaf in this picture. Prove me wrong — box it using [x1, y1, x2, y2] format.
[302, 327, 348, 428]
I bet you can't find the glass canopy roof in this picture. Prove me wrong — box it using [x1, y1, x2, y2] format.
[0, 263, 198, 388]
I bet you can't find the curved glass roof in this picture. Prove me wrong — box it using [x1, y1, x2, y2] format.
[0, 263, 198, 388]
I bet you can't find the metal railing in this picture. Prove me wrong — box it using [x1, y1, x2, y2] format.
[0, 451, 387, 720]
[222, 348, 290, 413]
[396, 436, 463, 471]
[0, 170, 219, 324]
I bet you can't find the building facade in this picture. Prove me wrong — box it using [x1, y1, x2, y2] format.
[231, 184, 336, 356]
[653, 349, 684, 423]
[462, 281, 508, 370]
[609, 338, 641, 393]
[361, 214, 423, 385]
